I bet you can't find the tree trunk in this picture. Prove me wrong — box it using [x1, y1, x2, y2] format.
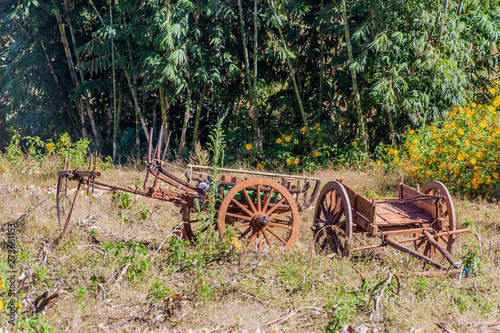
[159, 86, 169, 144]
[178, 86, 191, 156]
[269, 0, 310, 138]
[318, 0, 325, 115]
[237, 0, 261, 148]
[192, 82, 208, 146]
[342, 0, 368, 153]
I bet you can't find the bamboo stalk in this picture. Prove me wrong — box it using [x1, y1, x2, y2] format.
[341, 0, 368, 153]
[192, 82, 208, 146]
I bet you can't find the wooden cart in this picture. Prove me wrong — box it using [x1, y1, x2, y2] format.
[311, 179, 470, 270]
[56, 128, 320, 250]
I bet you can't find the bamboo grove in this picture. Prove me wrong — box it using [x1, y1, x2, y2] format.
[0, 0, 499, 167]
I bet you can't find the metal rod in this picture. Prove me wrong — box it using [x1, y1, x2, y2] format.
[187, 164, 319, 181]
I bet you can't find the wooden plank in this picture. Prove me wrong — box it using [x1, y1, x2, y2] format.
[400, 184, 436, 218]
[343, 185, 373, 221]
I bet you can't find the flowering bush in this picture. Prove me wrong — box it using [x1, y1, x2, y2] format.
[0, 131, 113, 172]
[402, 82, 500, 196]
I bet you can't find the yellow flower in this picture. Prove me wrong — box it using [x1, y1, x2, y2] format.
[1, 166, 7, 172]
[490, 88, 496, 95]
[0, 299, 3, 310]
[405, 142, 410, 147]
[438, 139, 443, 144]
[488, 106, 495, 112]
[477, 151, 483, 158]
[413, 139, 418, 144]
[409, 129, 415, 135]
[471, 102, 477, 108]
[389, 149, 394, 155]
[231, 237, 241, 250]
[286, 159, 292, 165]
[480, 121, 487, 128]
[257, 163, 264, 169]
[393, 149, 398, 154]
[294, 158, 300, 165]
[317, 127, 321, 132]
[61, 137, 67, 142]
[393, 157, 399, 163]
[314, 151, 320, 157]
[377, 160, 382, 166]
[493, 173, 499, 179]
[446, 113, 452, 119]
[0, 279, 3, 290]
[470, 158, 477, 165]
[458, 128, 464, 135]
[46, 143, 53, 150]
[301, 126, 307, 133]
[285, 136, 291, 142]
[353, 142, 358, 147]
[430, 126, 435, 132]
[245, 143, 252, 150]
[276, 138, 282, 144]
[316, 123, 320, 127]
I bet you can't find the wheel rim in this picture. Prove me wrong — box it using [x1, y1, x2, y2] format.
[312, 181, 352, 256]
[417, 181, 456, 257]
[218, 178, 300, 250]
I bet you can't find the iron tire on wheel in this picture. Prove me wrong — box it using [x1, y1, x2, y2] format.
[312, 181, 353, 256]
[417, 181, 456, 258]
[218, 178, 300, 250]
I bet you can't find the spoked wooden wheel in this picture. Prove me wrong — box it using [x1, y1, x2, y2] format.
[182, 205, 219, 241]
[218, 178, 299, 250]
[415, 181, 456, 259]
[56, 176, 83, 240]
[312, 181, 352, 256]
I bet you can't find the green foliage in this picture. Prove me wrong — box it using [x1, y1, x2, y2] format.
[402, 83, 500, 196]
[146, 280, 171, 307]
[74, 286, 89, 308]
[113, 192, 131, 210]
[462, 245, 480, 274]
[15, 314, 54, 333]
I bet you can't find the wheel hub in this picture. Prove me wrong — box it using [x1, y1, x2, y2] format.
[251, 213, 270, 229]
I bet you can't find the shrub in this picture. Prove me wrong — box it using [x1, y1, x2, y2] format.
[402, 81, 500, 197]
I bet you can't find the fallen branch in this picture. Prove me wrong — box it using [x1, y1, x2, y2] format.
[370, 270, 395, 321]
[264, 306, 329, 326]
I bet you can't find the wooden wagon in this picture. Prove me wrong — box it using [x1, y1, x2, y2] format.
[56, 128, 321, 250]
[311, 179, 470, 270]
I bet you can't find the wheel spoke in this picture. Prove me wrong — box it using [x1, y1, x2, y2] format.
[265, 227, 287, 244]
[247, 231, 258, 246]
[265, 197, 287, 215]
[268, 222, 292, 230]
[269, 211, 292, 221]
[262, 229, 272, 247]
[230, 198, 254, 217]
[243, 189, 257, 213]
[226, 212, 252, 221]
[256, 185, 261, 212]
[320, 202, 328, 220]
[262, 188, 275, 213]
[231, 222, 250, 229]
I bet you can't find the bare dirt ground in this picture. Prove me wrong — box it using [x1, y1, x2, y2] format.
[1, 164, 499, 332]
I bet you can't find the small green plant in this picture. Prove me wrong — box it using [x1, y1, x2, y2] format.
[113, 192, 131, 209]
[74, 286, 89, 308]
[34, 266, 49, 284]
[325, 293, 360, 333]
[119, 211, 128, 223]
[412, 277, 428, 300]
[462, 219, 473, 227]
[121, 242, 150, 283]
[16, 314, 54, 333]
[485, 211, 493, 218]
[139, 206, 150, 221]
[462, 245, 480, 274]
[146, 280, 171, 307]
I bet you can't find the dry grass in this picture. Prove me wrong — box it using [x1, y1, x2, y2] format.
[1, 161, 499, 332]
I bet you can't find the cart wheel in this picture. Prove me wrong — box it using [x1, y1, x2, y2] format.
[56, 176, 83, 241]
[416, 181, 456, 258]
[182, 205, 219, 241]
[218, 178, 299, 250]
[312, 181, 352, 256]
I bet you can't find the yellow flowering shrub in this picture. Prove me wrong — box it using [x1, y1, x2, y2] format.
[403, 84, 500, 196]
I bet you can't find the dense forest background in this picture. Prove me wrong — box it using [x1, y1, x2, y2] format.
[1, 0, 499, 167]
